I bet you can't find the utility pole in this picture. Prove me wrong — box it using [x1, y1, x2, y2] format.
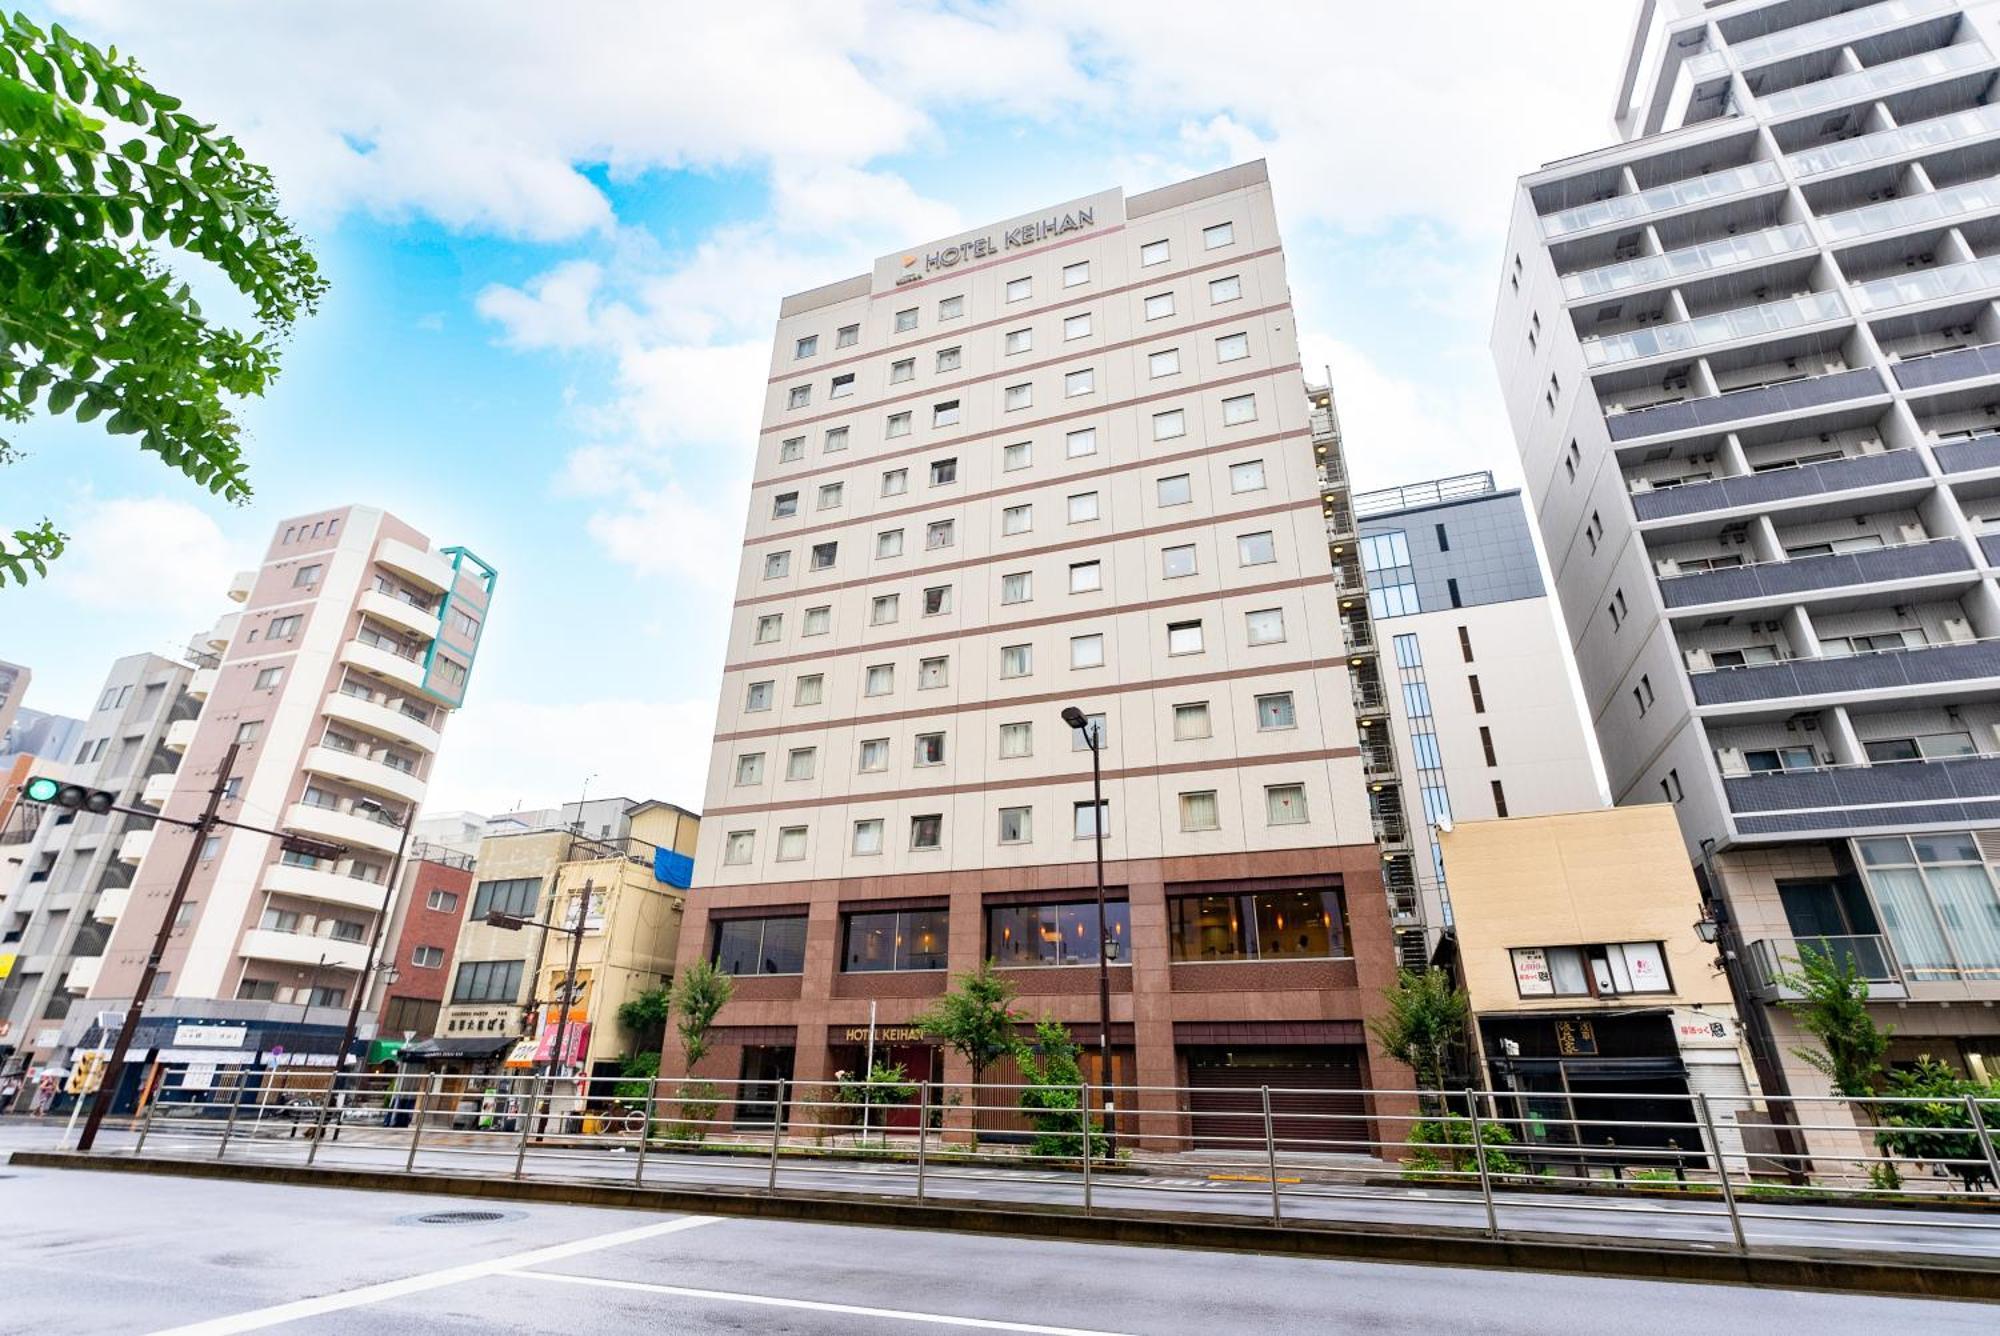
[549, 880, 590, 1085]
[314, 809, 415, 1137]
[77, 743, 238, 1152]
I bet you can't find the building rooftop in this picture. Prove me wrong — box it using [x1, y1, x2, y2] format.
[1353, 472, 1500, 519]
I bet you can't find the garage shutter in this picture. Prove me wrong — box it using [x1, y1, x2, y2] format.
[1187, 1049, 1367, 1153]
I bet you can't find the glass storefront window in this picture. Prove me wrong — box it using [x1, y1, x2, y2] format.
[1854, 832, 2000, 981]
[712, 915, 809, 975]
[1167, 889, 1349, 961]
[987, 900, 1130, 966]
[841, 909, 949, 972]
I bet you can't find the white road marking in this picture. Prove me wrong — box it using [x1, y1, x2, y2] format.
[502, 1268, 1138, 1334]
[146, 1215, 721, 1335]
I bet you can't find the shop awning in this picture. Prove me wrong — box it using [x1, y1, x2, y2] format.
[398, 1036, 517, 1062]
[365, 1038, 410, 1065]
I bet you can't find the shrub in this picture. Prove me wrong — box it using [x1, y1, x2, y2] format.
[1402, 1114, 1521, 1182]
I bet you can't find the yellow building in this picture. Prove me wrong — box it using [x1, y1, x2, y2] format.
[528, 800, 698, 1079]
[1438, 805, 1761, 1166]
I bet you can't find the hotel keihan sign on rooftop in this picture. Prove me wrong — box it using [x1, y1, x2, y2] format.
[901, 207, 1097, 280]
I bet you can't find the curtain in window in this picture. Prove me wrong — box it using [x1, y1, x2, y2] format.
[1180, 791, 1218, 830]
[1265, 786, 1307, 824]
[1868, 866, 1955, 980]
[1927, 864, 2000, 980]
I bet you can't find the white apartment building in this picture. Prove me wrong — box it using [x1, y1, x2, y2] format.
[1495, 0, 2000, 1098]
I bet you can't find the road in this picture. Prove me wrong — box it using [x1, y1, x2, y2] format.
[0, 1162, 1994, 1335]
[4, 1115, 1996, 1263]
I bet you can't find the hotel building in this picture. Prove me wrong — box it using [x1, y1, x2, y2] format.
[1494, 0, 2000, 1098]
[677, 161, 1407, 1142]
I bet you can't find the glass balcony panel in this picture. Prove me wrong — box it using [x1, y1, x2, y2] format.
[1583, 290, 1847, 367]
[1564, 223, 1814, 299]
[1745, 934, 1906, 999]
[1791, 103, 2000, 178]
[1821, 177, 2000, 241]
[1732, 0, 1955, 69]
[1685, 49, 1729, 79]
[1853, 253, 2000, 312]
[1759, 43, 1991, 117]
[1542, 160, 1782, 239]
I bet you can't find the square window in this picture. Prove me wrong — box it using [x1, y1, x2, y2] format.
[1069, 560, 1102, 593]
[1068, 491, 1100, 523]
[886, 411, 912, 437]
[1064, 368, 1095, 397]
[939, 295, 964, 321]
[865, 664, 894, 696]
[779, 436, 805, 463]
[877, 529, 904, 559]
[1063, 312, 1091, 340]
[823, 426, 848, 453]
[1144, 292, 1174, 320]
[922, 584, 951, 615]
[1203, 221, 1234, 249]
[745, 680, 774, 711]
[1246, 608, 1286, 645]
[1168, 620, 1203, 655]
[786, 747, 816, 781]
[1005, 382, 1032, 411]
[1000, 570, 1032, 604]
[795, 673, 824, 706]
[914, 732, 946, 765]
[890, 358, 915, 384]
[237, 719, 263, 744]
[999, 721, 1033, 757]
[817, 482, 843, 510]
[1002, 503, 1033, 535]
[1215, 332, 1249, 362]
[1230, 459, 1266, 492]
[754, 613, 783, 644]
[724, 831, 754, 865]
[1210, 274, 1241, 303]
[1162, 544, 1196, 578]
[852, 818, 884, 855]
[998, 806, 1033, 844]
[871, 594, 899, 625]
[1068, 712, 1107, 749]
[1065, 427, 1096, 458]
[1062, 260, 1090, 288]
[811, 540, 838, 570]
[1000, 643, 1032, 677]
[837, 323, 860, 349]
[1073, 800, 1108, 840]
[859, 738, 889, 771]
[254, 666, 283, 689]
[830, 372, 855, 398]
[1157, 473, 1192, 506]
[795, 334, 818, 359]
[919, 656, 949, 689]
[1153, 409, 1186, 441]
[787, 385, 811, 409]
[1179, 791, 1219, 832]
[802, 605, 831, 635]
[882, 467, 908, 496]
[1222, 394, 1257, 426]
[736, 753, 765, 785]
[1005, 276, 1032, 302]
[927, 519, 955, 549]
[1140, 239, 1170, 266]
[1265, 783, 1308, 825]
[933, 399, 961, 427]
[293, 563, 322, 588]
[764, 550, 790, 580]
[1173, 702, 1211, 740]
[773, 492, 799, 519]
[910, 814, 943, 850]
[1006, 327, 1033, 355]
[936, 345, 962, 373]
[1149, 348, 1180, 378]
[895, 307, 919, 332]
[1003, 440, 1032, 471]
[1256, 691, 1296, 730]
[776, 826, 807, 861]
[1070, 633, 1105, 669]
[1238, 530, 1276, 565]
[930, 457, 957, 486]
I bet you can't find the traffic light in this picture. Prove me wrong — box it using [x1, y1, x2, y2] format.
[22, 776, 116, 815]
[66, 1051, 105, 1096]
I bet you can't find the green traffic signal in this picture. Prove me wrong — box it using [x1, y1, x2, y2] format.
[22, 775, 116, 814]
[23, 776, 61, 804]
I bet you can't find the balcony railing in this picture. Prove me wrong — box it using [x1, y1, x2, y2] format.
[1745, 934, 1907, 1001]
[1934, 430, 2000, 472]
[1690, 636, 2000, 705]
[1342, 623, 1377, 654]
[1582, 290, 1848, 367]
[1606, 366, 1886, 442]
[1980, 532, 2000, 566]
[1791, 101, 2000, 179]
[1853, 253, 2000, 313]
[1759, 43, 1991, 116]
[1562, 223, 1815, 300]
[1630, 448, 1925, 522]
[1733, 0, 1956, 69]
[1353, 472, 1495, 516]
[1540, 160, 1783, 239]
[1819, 175, 2000, 242]
[1724, 751, 2000, 816]
[1658, 537, 1972, 608]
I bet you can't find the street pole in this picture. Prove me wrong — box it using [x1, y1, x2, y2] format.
[548, 882, 589, 1113]
[78, 743, 239, 1152]
[317, 810, 414, 1138]
[1089, 723, 1111, 1127]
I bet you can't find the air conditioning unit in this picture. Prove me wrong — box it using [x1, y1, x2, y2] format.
[1859, 438, 1885, 454]
[1898, 523, 1928, 545]
[1717, 747, 1749, 776]
[1684, 648, 1713, 671]
[1656, 558, 1683, 577]
[1943, 617, 1975, 643]
[1665, 375, 1690, 391]
[1631, 477, 1655, 493]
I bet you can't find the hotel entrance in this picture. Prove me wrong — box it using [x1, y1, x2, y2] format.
[829, 1024, 940, 1130]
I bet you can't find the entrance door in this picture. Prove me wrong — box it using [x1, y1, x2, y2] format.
[1186, 1047, 1366, 1153]
[736, 1046, 793, 1127]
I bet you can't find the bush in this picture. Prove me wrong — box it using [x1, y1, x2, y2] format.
[1402, 1115, 1521, 1182]
[611, 1051, 659, 1102]
[833, 1061, 916, 1136]
[1874, 1057, 2000, 1191]
[1017, 1017, 1108, 1162]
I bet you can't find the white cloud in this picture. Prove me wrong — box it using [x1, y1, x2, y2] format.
[49, 496, 237, 620]
[1301, 333, 1514, 495]
[586, 480, 749, 592]
[425, 694, 721, 815]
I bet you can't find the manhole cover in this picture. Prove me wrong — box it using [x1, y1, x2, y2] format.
[415, 1210, 508, 1225]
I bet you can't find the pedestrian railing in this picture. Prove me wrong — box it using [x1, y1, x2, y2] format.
[92, 1071, 2000, 1260]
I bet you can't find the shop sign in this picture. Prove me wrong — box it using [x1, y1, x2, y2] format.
[897, 207, 1098, 283]
[33, 1028, 61, 1048]
[1554, 1018, 1597, 1057]
[172, 1022, 248, 1049]
[1670, 1009, 1736, 1049]
[1511, 947, 1553, 996]
[839, 1026, 928, 1043]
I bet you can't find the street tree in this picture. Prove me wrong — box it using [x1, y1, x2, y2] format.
[0, 13, 326, 585]
[1779, 947, 1890, 1099]
[666, 959, 732, 1140]
[917, 959, 1020, 1144]
[1368, 968, 1469, 1109]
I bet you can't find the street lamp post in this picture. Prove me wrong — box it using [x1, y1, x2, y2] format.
[486, 882, 591, 1120]
[1060, 706, 1114, 1130]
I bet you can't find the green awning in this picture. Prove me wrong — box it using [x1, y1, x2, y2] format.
[366, 1038, 410, 1064]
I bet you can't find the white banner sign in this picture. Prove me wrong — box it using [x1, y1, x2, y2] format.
[172, 1023, 248, 1049]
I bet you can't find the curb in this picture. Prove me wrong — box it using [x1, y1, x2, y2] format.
[13, 1151, 2000, 1303]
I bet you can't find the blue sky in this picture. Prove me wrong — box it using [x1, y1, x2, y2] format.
[6, 1, 1634, 815]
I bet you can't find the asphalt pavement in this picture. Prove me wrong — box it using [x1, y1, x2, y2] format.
[1, 1162, 1996, 1335]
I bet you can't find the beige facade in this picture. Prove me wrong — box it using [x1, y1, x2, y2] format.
[435, 827, 574, 1046]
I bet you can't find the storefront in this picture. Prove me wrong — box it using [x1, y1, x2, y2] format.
[1480, 1010, 1704, 1164]
[1181, 1044, 1367, 1153]
[827, 1024, 941, 1131]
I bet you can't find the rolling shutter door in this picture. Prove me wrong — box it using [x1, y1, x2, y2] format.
[1187, 1048, 1367, 1153]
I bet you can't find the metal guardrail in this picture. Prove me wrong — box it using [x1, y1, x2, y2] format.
[83, 1071, 2000, 1260]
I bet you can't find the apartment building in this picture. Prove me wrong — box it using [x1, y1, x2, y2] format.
[676, 161, 1406, 1143]
[0, 654, 194, 1086]
[0, 660, 25, 746]
[1354, 472, 1604, 948]
[1493, 0, 2000, 1099]
[367, 843, 477, 1062]
[77, 506, 495, 1101]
